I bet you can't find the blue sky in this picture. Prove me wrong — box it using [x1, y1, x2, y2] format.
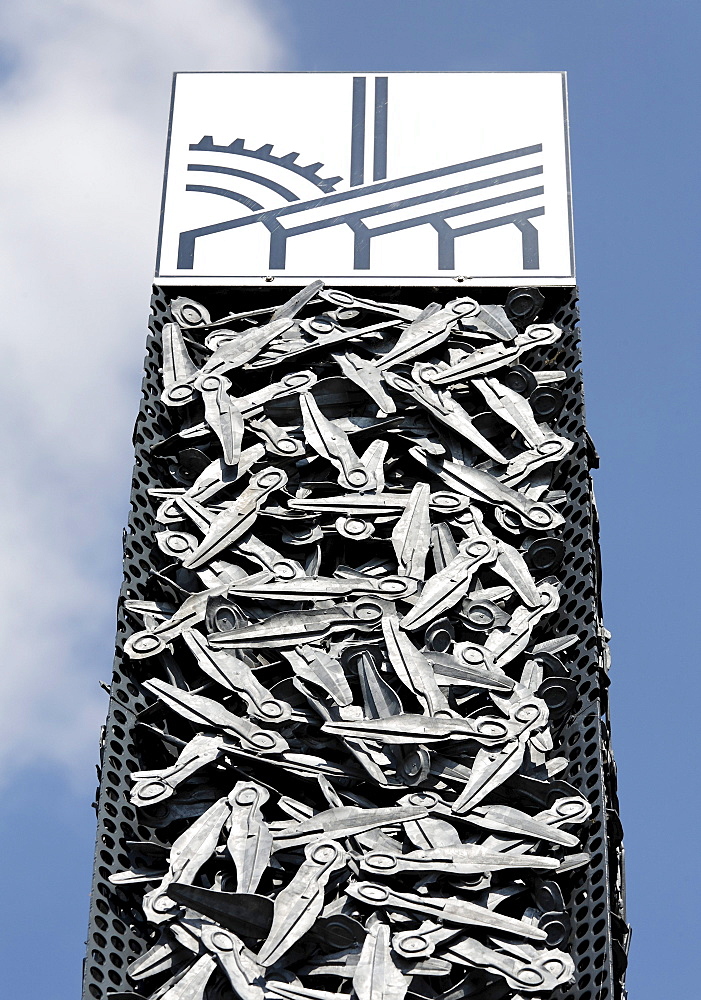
[0, 2, 698, 998]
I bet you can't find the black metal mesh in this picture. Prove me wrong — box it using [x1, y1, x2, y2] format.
[81, 284, 628, 1000]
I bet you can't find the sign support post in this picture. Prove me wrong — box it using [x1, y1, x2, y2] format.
[83, 73, 629, 1000]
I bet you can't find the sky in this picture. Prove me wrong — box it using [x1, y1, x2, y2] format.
[0, 1, 698, 997]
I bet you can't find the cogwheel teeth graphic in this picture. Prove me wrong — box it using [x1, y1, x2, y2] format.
[187, 137, 342, 210]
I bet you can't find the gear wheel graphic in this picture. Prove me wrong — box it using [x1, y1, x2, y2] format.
[189, 137, 342, 193]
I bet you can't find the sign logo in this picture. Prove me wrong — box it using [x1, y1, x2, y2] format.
[157, 73, 573, 284]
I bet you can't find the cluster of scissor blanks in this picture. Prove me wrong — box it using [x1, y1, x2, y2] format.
[113, 283, 591, 1000]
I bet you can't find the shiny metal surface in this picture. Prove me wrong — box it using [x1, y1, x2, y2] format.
[86, 284, 625, 1000]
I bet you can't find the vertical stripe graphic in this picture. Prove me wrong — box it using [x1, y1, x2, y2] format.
[350, 77, 366, 186]
[373, 77, 388, 181]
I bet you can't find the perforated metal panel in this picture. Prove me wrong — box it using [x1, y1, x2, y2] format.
[82, 285, 628, 1000]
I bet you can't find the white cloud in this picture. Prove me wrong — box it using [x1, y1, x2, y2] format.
[0, 0, 287, 787]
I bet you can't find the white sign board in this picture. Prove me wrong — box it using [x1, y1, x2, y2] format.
[156, 72, 574, 286]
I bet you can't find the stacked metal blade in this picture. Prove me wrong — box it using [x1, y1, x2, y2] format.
[113, 283, 590, 1000]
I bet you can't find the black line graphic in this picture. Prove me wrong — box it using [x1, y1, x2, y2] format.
[350, 77, 366, 186]
[178, 150, 543, 270]
[373, 77, 388, 181]
[187, 164, 300, 202]
[189, 136, 341, 192]
[185, 185, 263, 210]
